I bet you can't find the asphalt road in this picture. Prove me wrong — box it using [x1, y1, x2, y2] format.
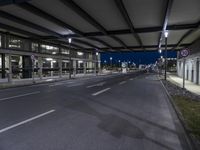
[0, 72, 188, 150]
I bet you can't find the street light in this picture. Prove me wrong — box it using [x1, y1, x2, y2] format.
[110, 57, 112, 69]
[164, 30, 168, 80]
[95, 52, 99, 75]
[68, 38, 72, 79]
[159, 49, 162, 53]
[118, 60, 121, 67]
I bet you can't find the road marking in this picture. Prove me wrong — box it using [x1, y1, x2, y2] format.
[129, 78, 133, 81]
[87, 82, 106, 88]
[92, 88, 111, 96]
[119, 81, 127, 85]
[0, 91, 40, 102]
[49, 83, 64, 87]
[66, 83, 83, 87]
[0, 109, 55, 134]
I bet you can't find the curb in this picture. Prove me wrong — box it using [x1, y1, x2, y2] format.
[160, 80, 199, 150]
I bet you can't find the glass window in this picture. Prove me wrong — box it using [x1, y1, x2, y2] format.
[41, 44, 59, 54]
[89, 53, 93, 59]
[61, 48, 70, 55]
[77, 52, 83, 56]
[8, 36, 22, 49]
[32, 43, 39, 52]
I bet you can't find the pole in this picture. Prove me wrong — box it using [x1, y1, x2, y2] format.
[69, 43, 71, 79]
[32, 59, 35, 83]
[164, 37, 167, 80]
[183, 59, 185, 89]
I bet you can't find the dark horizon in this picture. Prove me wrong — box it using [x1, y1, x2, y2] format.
[100, 51, 177, 65]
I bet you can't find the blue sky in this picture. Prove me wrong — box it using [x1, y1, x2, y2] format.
[101, 51, 177, 65]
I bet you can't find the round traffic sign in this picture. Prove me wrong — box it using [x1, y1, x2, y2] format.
[180, 49, 189, 57]
[31, 55, 35, 61]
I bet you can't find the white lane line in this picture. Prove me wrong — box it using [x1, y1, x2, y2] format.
[87, 82, 106, 88]
[92, 88, 111, 96]
[0, 91, 40, 102]
[119, 81, 127, 85]
[0, 109, 55, 134]
[49, 83, 64, 87]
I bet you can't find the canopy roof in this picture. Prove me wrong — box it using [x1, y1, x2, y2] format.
[0, 0, 200, 52]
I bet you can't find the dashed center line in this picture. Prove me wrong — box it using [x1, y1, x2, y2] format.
[0, 109, 55, 134]
[119, 81, 127, 85]
[87, 82, 106, 88]
[0, 91, 40, 102]
[92, 88, 111, 96]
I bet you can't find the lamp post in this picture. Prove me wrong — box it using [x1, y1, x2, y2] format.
[164, 31, 168, 80]
[95, 52, 99, 75]
[68, 38, 72, 79]
[110, 57, 112, 69]
[118, 60, 121, 67]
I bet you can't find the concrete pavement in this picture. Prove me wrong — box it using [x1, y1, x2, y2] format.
[0, 72, 190, 150]
[167, 74, 200, 96]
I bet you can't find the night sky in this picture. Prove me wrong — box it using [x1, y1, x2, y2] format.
[101, 51, 177, 65]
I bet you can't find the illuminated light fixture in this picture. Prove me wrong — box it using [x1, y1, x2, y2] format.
[63, 60, 69, 63]
[96, 52, 99, 56]
[118, 60, 121, 62]
[110, 57, 112, 60]
[46, 45, 54, 50]
[164, 30, 169, 38]
[77, 52, 83, 56]
[52, 60, 56, 63]
[46, 58, 53, 61]
[52, 52, 57, 54]
[159, 49, 162, 53]
[161, 56, 163, 59]
[78, 60, 83, 63]
[68, 38, 72, 43]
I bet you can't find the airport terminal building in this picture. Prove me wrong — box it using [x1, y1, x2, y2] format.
[0, 33, 100, 81]
[177, 38, 200, 85]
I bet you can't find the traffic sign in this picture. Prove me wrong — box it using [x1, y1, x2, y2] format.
[31, 55, 35, 61]
[180, 49, 189, 57]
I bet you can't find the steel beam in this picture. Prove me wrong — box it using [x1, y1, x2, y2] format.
[0, 11, 100, 49]
[77, 43, 190, 51]
[0, 0, 30, 6]
[158, 0, 174, 49]
[173, 20, 200, 49]
[0, 22, 38, 38]
[0, 10, 61, 38]
[40, 23, 198, 39]
[18, 2, 112, 49]
[114, 0, 144, 49]
[60, 0, 128, 49]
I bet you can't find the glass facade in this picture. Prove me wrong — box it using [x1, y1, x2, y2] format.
[41, 45, 59, 54]
[0, 33, 100, 80]
[8, 36, 23, 49]
[61, 48, 70, 55]
[32, 43, 39, 52]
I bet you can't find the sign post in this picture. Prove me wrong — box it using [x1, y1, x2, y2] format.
[180, 49, 189, 89]
[31, 55, 35, 83]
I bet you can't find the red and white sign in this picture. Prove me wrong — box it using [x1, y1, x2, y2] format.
[180, 49, 189, 57]
[31, 55, 35, 61]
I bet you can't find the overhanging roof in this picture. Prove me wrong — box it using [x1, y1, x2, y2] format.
[0, 0, 199, 52]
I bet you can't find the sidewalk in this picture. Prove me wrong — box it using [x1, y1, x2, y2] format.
[0, 73, 101, 89]
[167, 74, 200, 96]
